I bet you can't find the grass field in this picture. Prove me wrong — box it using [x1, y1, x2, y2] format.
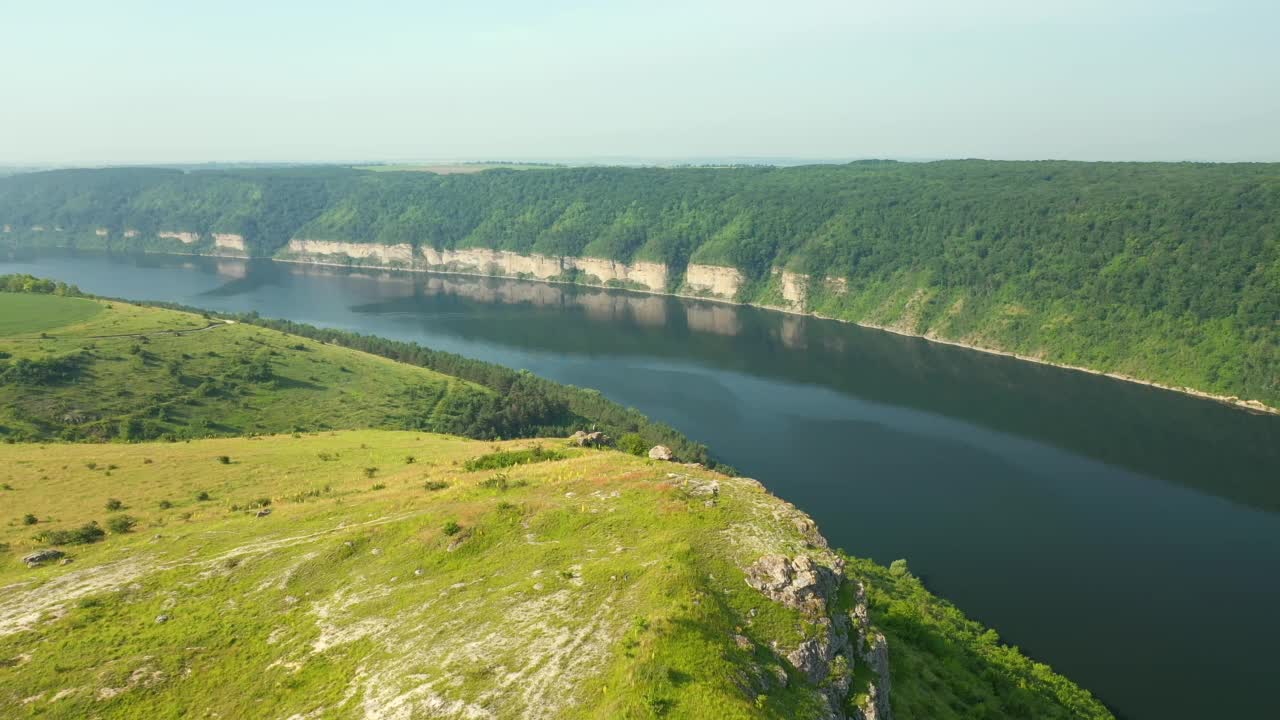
[0, 432, 837, 719]
[0, 295, 489, 441]
[0, 432, 1110, 719]
[0, 293, 103, 336]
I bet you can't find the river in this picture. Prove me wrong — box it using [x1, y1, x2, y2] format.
[4, 249, 1278, 720]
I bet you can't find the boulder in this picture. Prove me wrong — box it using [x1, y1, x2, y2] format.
[23, 549, 64, 568]
[569, 431, 612, 448]
[648, 445, 674, 461]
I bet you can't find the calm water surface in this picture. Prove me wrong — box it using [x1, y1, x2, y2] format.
[4, 250, 1279, 720]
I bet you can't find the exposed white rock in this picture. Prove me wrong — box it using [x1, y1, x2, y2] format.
[213, 233, 247, 252]
[158, 230, 200, 244]
[685, 264, 743, 298]
[287, 239, 414, 265]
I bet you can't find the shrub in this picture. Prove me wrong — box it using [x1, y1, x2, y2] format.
[22, 513, 38, 525]
[619, 433, 648, 456]
[196, 490, 211, 501]
[363, 467, 378, 478]
[890, 558, 910, 577]
[442, 520, 462, 536]
[107, 515, 137, 534]
[423, 480, 449, 491]
[105, 498, 124, 511]
[158, 500, 173, 509]
[480, 472, 520, 491]
[404, 455, 416, 464]
[463, 446, 565, 472]
[216, 455, 231, 465]
[371, 483, 387, 491]
[37, 522, 105, 545]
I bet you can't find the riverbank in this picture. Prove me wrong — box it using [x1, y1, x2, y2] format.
[5, 240, 1275, 416]
[273, 252, 1280, 417]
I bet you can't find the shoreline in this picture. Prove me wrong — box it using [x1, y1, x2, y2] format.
[274, 254, 1280, 417]
[7, 243, 1277, 416]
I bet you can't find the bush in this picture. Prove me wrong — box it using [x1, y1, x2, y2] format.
[479, 472, 526, 491]
[158, 500, 173, 509]
[22, 513, 38, 525]
[105, 498, 124, 511]
[363, 467, 378, 478]
[196, 490, 211, 501]
[618, 433, 648, 456]
[37, 521, 105, 545]
[404, 455, 416, 464]
[463, 445, 565, 472]
[423, 480, 449, 491]
[107, 515, 137, 534]
[442, 520, 462, 536]
[890, 558, 910, 577]
[216, 455, 231, 465]
[371, 483, 387, 491]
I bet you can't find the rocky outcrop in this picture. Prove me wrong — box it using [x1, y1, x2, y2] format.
[213, 233, 247, 252]
[566, 257, 668, 290]
[569, 431, 612, 448]
[23, 550, 65, 568]
[779, 270, 808, 311]
[158, 231, 200, 244]
[685, 264, 743, 299]
[745, 554, 841, 616]
[287, 239, 414, 266]
[743, 552, 892, 720]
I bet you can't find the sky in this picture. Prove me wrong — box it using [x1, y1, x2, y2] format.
[1, 0, 1277, 164]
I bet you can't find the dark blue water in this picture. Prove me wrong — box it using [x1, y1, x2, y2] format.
[4, 249, 1278, 720]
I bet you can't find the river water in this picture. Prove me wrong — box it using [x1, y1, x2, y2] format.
[4, 249, 1278, 720]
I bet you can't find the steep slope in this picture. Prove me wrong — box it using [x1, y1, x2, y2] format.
[0, 432, 1111, 719]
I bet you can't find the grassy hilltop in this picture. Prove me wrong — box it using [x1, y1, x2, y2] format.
[0, 283, 1112, 719]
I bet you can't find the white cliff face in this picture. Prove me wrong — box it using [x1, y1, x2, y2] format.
[565, 257, 669, 290]
[779, 270, 808, 311]
[685, 264, 743, 299]
[283, 241, 672, 292]
[213, 233, 248, 252]
[158, 231, 200, 244]
[287, 239, 414, 265]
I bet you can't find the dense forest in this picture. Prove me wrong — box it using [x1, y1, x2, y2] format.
[1, 161, 1276, 406]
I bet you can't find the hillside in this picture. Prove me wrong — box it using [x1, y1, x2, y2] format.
[0, 278, 704, 460]
[0, 431, 1111, 719]
[1, 161, 1276, 408]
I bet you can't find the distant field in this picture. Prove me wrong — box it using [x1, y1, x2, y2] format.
[355, 162, 560, 174]
[0, 293, 102, 336]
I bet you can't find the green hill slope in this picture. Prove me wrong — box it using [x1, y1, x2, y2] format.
[1, 161, 1276, 407]
[0, 279, 705, 459]
[0, 431, 1111, 719]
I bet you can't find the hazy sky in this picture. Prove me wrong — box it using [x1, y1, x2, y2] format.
[2, 0, 1277, 164]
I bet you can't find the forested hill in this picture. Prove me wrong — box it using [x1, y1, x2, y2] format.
[1, 161, 1277, 407]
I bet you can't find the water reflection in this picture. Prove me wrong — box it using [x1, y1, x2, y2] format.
[322, 267, 1279, 516]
